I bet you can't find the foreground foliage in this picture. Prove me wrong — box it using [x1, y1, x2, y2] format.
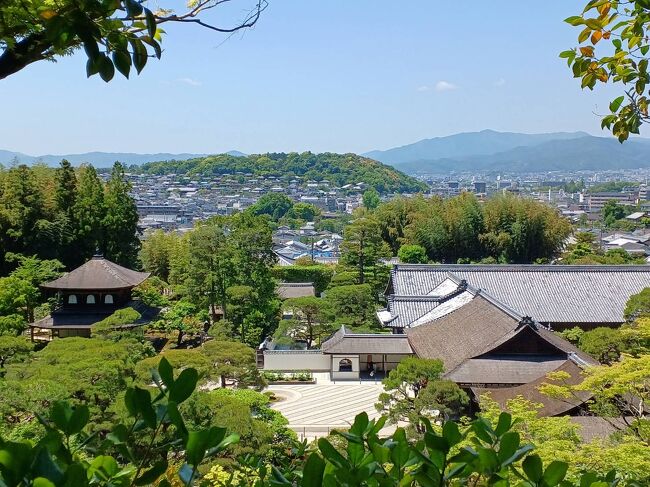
[0, 358, 643, 486]
[562, 0, 650, 141]
[0, 0, 265, 80]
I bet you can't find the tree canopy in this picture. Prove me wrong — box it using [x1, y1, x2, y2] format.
[562, 0, 650, 141]
[0, 0, 266, 80]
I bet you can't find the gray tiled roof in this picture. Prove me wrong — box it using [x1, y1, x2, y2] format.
[321, 326, 413, 355]
[390, 264, 650, 324]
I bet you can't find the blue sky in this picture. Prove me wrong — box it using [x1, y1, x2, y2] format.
[0, 0, 630, 155]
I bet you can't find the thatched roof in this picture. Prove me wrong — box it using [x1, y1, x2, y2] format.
[406, 293, 520, 371]
[41, 256, 150, 291]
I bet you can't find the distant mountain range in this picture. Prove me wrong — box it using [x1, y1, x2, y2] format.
[0, 150, 246, 167]
[363, 130, 650, 173]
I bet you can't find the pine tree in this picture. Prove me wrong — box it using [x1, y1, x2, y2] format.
[103, 162, 140, 267]
[72, 164, 106, 266]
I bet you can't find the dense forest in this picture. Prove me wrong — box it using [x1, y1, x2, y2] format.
[135, 152, 428, 194]
[0, 161, 140, 273]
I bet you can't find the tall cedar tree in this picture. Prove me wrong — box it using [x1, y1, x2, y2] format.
[102, 162, 140, 267]
[54, 160, 78, 267]
[72, 165, 106, 266]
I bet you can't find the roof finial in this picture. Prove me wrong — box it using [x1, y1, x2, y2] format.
[518, 316, 535, 328]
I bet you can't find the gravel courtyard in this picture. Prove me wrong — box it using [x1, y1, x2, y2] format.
[268, 377, 390, 439]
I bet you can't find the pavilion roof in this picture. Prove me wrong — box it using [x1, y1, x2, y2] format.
[41, 256, 150, 291]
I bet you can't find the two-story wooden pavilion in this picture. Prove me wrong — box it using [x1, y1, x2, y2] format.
[29, 255, 151, 340]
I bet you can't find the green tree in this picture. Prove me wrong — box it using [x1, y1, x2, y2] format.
[602, 200, 627, 226]
[397, 244, 428, 263]
[0, 276, 39, 326]
[201, 339, 263, 389]
[276, 296, 331, 348]
[226, 285, 258, 344]
[140, 229, 177, 281]
[159, 300, 203, 346]
[182, 388, 293, 461]
[324, 284, 376, 329]
[579, 327, 626, 365]
[0, 335, 32, 368]
[185, 221, 233, 320]
[376, 357, 453, 431]
[287, 202, 320, 221]
[248, 193, 294, 220]
[340, 210, 391, 284]
[0, 165, 48, 266]
[362, 188, 381, 210]
[103, 162, 140, 267]
[414, 379, 469, 421]
[624, 287, 650, 320]
[71, 164, 106, 265]
[0, 0, 266, 80]
[540, 355, 650, 444]
[271, 264, 334, 295]
[54, 159, 76, 218]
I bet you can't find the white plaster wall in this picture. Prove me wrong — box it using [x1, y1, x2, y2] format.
[263, 351, 331, 371]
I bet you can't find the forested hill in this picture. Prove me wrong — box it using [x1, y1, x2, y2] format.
[135, 152, 427, 193]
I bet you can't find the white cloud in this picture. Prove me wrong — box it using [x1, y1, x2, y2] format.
[416, 85, 430, 92]
[434, 80, 457, 92]
[178, 77, 202, 87]
[494, 78, 506, 87]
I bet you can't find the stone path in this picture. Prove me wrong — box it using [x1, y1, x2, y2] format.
[268, 381, 390, 440]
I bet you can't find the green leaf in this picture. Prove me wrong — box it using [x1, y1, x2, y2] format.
[497, 431, 520, 463]
[169, 368, 198, 404]
[166, 401, 188, 439]
[144, 8, 157, 38]
[134, 459, 168, 485]
[564, 16, 584, 26]
[494, 412, 512, 437]
[33, 478, 56, 487]
[522, 454, 544, 483]
[609, 95, 625, 112]
[185, 426, 232, 466]
[442, 421, 462, 446]
[301, 454, 325, 486]
[133, 387, 156, 428]
[125, 0, 143, 17]
[67, 405, 89, 435]
[62, 463, 88, 487]
[98, 55, 115, 83]
[317, 438, 348, 469]
[543, 461, 569, 486]
[158, 357, 174, 388]
[112, 50, 131, 79]
[131, 39, 148, 74]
